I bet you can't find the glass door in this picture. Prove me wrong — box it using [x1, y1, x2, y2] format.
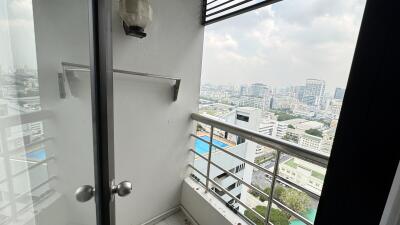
[0, 0, 124, 224]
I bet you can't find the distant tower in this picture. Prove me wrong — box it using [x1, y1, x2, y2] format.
[239, 85, 247, 96]
[302, 79, 325, 106]
[249, 83, 268, 98]
[334, 87, 345, 100]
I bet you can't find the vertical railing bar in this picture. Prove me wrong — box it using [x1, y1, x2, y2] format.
[1, 129, 17, 221]
[205, 126, 214, 193]
[265, 151, 281, 225]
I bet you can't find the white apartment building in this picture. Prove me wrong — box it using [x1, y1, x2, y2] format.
[279, 157, 326, 195]
[260, 120, 288, 138]
[270, 96, 298, 110]
[326, 99, 343, 119]
[285, 128, 324, 153]
[230, 95, 264, 110]
[299, 133, 323, 152]
[259, 119, 275, 136]
[194, 107, 261, 214]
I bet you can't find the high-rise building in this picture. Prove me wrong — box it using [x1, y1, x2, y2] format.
[302, 79, 326, 106]
[248, 83, 268, 98]
[239, 85, 247, 96]
[294, 85, 305, 100]
[334, 87, 346, 100]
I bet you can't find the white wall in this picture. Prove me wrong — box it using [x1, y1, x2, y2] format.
[33, 0, 203, 225]
[181, 178, 248, 225]
[112, 0, 204, 224]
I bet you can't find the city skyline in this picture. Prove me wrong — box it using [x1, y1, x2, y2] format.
[201, 0, 366, 92]
[200, 79, 344, 97]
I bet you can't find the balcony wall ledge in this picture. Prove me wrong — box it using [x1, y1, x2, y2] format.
[181, 177, 249, 225]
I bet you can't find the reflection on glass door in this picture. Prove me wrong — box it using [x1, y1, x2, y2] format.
[0, 0, 98, 224]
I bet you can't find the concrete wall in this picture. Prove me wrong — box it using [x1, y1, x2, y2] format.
[112, 0, 204, 224]
[32, 0, 203, 225]
[181, 178, 248, 225]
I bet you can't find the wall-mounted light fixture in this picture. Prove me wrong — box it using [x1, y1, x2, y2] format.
[119, 0, 152, 38]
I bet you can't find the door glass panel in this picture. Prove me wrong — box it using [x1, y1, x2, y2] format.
[0, 0, 97, 224]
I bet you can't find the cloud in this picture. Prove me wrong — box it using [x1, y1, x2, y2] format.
[201, 0, 366, 92]
[205, 32, 239, 50]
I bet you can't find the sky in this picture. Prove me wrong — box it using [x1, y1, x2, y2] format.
[201, 0, 367, 93]
[0, 0, 366, 94]
[0, 0, 37, 72]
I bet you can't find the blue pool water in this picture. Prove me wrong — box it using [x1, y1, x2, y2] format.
[290, 209, 316, 225]
[195, 136, 228, 154]
[26, 149, 47, 161]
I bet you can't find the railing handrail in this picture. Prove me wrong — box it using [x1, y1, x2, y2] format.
[191, 113, 329, 168]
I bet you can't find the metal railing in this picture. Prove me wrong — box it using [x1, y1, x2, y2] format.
[188, 113, 329, 225]
[0, 111, 55, 223]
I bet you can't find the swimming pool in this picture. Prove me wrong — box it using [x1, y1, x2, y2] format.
[26, 149, 47, 161]
[290, 209, 316, 225]
[195, 135, 228, 154]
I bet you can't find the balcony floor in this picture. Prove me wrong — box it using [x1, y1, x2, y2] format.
[155, 211, 192, 225]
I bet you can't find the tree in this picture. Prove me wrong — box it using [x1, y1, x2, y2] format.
[288, 124, 295, 129]
[280, 189, 311, 214]
[244, 206, 289, 225]
[249, 189, 261, 198]
[274, 186, 285, 200]
[270, 208, 290, 225]
[261, 186, 285, 202]
[244, 206, 264, 225]
[277, 113, 298, 121]
[305, 128, 323, 137]
[196, 124, 203, 131]
[259, 195, 267, 202]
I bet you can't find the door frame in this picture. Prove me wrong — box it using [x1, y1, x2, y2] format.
[88, 0, 115, 224]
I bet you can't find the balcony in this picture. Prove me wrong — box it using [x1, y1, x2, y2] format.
[0, 109, 328, 225]
[0, 0, 398, 224]
[186, 113, 328, 225]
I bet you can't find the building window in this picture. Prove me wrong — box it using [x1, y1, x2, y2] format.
[212, 187, 224, 196]
[236, 114, 249, 122]
[237, 136, 246, 144]
[235, 163, 245, 173]
[227, 182, 237, 191]
[216, 172, 227, 179]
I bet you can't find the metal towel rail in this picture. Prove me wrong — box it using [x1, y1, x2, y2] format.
[58, 61, 181, 101]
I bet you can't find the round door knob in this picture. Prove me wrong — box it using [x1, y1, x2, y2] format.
[113, 181, 132, 197]
[75, 185, 95, 202]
